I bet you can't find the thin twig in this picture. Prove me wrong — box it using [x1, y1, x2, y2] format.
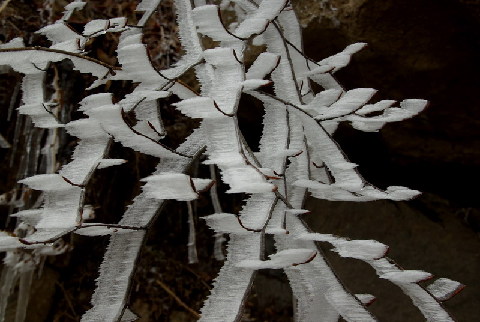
[56, 281, 79, 319]
[75, 223, 145, 231]
[0, 0, 12, 16]
[170, 258, 212, 291]
[155, 280, 201, 319]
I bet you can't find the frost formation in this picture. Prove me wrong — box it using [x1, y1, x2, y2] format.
[0, 0, 463, 321]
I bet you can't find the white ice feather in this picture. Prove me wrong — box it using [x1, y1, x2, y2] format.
[315, 88, 377, 120]
[234, 0, 288, 38]
[192, 178, 213, 192]
[355, 294, 376, 305]
[88, 104, 183, 159]
[37, 22, 84, 51]
[174, 97, 227, 118]
[0, 37, 24, 49]
[380, 270, 432, 284]
[242, 79, 270, 91]
[83, 20, 109, 36]
[141, 173, 198, 201]
[426, 278, 464, 301]
[245, 52, 280, 80]
[305, 89, 342, 114]
[203, 213, 249, 235]
[19, 174, 72, 191]
[319, 43, 367, 72]
[356, 100, 396, 115]
[97, 159, 127, 169]
[0, 232, 23, 251]
[192, 5, 238, 43]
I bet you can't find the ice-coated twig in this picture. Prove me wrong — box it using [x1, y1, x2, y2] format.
[0, 1, 462, 322]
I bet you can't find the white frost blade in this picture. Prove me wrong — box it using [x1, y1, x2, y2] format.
[316, 88, 377, 120]
[81, 231, 146, 322]
[141, 173, 198, 201]
[192, 5, 238, 43]
[97, 159, 127, 169]
[234, 0, 288, 38]
[426, 278, 464, 302]
[199, 235, 261, 322]
[88, 104, 184, 159]
[19, 174, 72, 191]
[380, 270, 432, 284]
[245, 52, 280, 80]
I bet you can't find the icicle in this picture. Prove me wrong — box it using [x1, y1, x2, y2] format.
[187, 201, 199, 264]
[0, 266, 18, 322]
[7, 82, 21, 122]
[209, 164, 225, 260]
[212, 233, 226, 261]
[14, 269, 34, 322]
